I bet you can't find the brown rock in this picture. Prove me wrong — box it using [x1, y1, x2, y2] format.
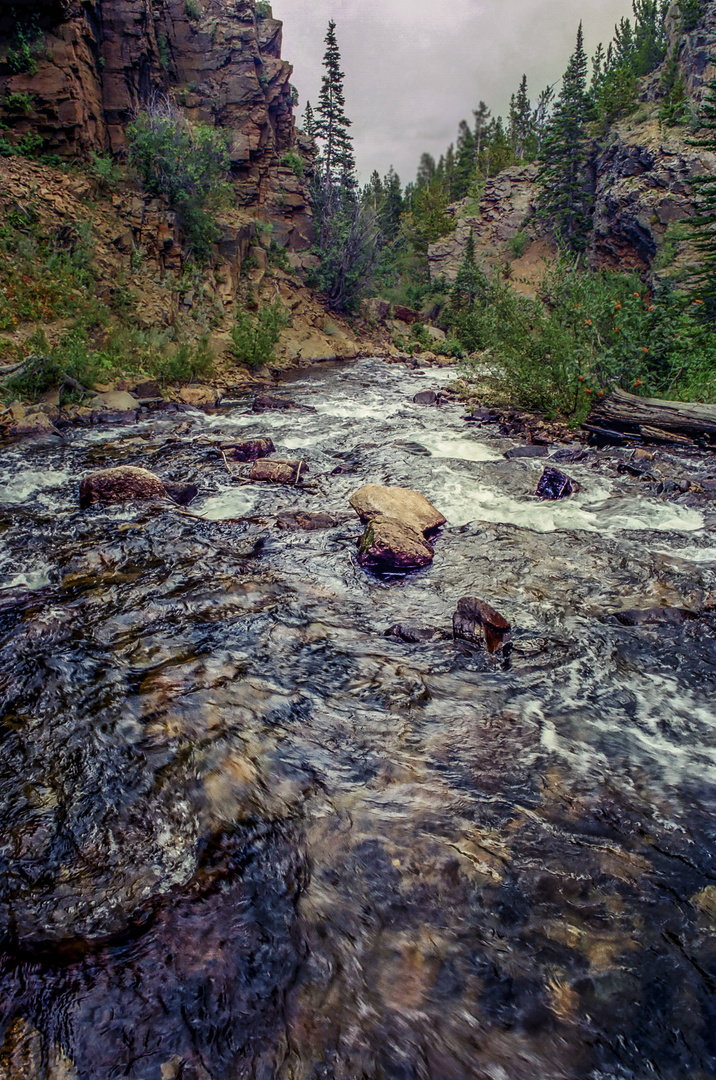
[357, 519, 435, 573]
[89, 391, 140, 413]
[133, 380, 162, 400]
[349, 485, 446, 535]
[453, 597, 512, 654]
[249, 459, 308, 484]
[253, 394, 298, 413]
[79, 466, 196, 508]
[224, 437, 275, 462]
[9, 412, 61, 439]
[179, 386, 220, 408]
[393, 305, 421, 324]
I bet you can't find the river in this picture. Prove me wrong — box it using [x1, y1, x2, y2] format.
[1, 357, 715, 1080]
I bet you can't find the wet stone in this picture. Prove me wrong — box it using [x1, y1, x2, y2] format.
[535, 466, 578, 500]
[453, 596, 512, 654]
[79, 466, 169, 508]
[252, 394, 300, 413]
[249, 458, 309, 484]
[413, 390, 437, 406]
[223, 437, 275, 462]
[613, 606, 696, 626]
[385, 623, 448, 643]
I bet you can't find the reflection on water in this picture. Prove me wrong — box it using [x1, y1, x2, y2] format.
[1, 358, 716, 1079]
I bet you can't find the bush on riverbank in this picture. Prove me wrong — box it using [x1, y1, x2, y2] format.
[450, 260, 716, 421]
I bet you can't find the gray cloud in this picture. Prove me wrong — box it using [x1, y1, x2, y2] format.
[272, 0, 633, 184]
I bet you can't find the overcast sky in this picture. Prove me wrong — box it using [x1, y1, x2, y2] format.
[271, 0, 633, 184]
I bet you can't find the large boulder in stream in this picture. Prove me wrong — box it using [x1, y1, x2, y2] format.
[535, 466, 579, 500]
[80, 466, 198, 508]
[349, 484, 446, 573]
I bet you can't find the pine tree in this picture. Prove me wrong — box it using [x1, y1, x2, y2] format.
[302, 101, 316, 139]
[473, 101, 491, 159]
[509, 75, 535, 161]
[687, 72, 716, 321]
[379, 166, 404, 242]
[310, 20, 376, 310]
[452, 119, 476, 199]
[314, 20, 356, 195]
[537, 23, 594, 252]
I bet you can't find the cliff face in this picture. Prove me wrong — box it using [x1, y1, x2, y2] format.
[0, 0, 307, 231]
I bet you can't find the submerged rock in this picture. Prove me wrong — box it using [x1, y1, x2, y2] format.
[350, 484, 446, 573]
[80, 466, 197, 508]
[505, 445, 549, 459]
[223, 437, 275, 462]
[252, 394, 299, 413]
[535, 466, 578, 500]
[613, 606, 696, 626]
[276, 511, 338, 530]
[250, 459, 309, 484]
[453, 597, 512, 654]
[413, 390, 437, 406]
[385, 623, 448, 643]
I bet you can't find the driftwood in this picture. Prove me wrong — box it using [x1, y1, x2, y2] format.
[585, 389, 716, 448]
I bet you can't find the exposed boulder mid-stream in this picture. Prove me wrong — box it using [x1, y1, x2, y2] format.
[349, 483, 446, 572]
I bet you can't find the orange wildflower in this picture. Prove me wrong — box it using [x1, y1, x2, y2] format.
[642, 347, 649, 354]
[633, 379, 643, 387]
[578, 375, 585, 382]
[585, 388, 592, 394]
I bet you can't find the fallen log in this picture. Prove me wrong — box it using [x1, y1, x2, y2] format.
[586, 388, 716, 447]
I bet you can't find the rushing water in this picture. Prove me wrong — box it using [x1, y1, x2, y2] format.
[1, 358, 716, 1080]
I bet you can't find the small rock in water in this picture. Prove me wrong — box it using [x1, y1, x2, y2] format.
[79, 466, 190, 508]
[249, 459, 308, 484]
[504, 445, 549, 459]
[162, 481, 199, 506]
[252, 394, 298, 413]
[613, 607, 695, 626]
[453, 596, 511, 654]
[276, 511, 338, 530]
[413, 390, 437, 406]
[535, 466, 578, 500]
[223, 437, 275, 462]
[550, 448, 588, 464]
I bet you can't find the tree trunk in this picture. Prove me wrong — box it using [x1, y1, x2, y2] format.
[584, 389, 716, 447]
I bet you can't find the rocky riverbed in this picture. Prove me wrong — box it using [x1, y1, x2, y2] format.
[1, 357, 716, 1080]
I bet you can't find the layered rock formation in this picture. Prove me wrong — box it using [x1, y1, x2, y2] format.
[0, 0, 310, 236]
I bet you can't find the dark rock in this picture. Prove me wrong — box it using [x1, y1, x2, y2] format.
[252, 394, 299, 413]
[133, 379, 162, 400]
[223, 437, 275, 462]
[550, 448, 588, 463]
[535, 467, 578, 500]
[453, 597, 511, 654]
[385, 624, 448, 643]
[413, 390, 438, 406]
[393, 305, 421, 324]
[613, 607, 696, 626]
[276, 511, 338, 530]
[504, 445, 549, 459]
[250, 459, 308, 484]
[162, 481, 199, 506]
[464, 408, 499, 424]
[702, 479, 716, 492]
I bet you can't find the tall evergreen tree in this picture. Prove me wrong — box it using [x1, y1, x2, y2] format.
[310, 20, 376, 310]
[509, 75, 535, 161]
[453, 120, 476, 199]
[302, 100, 316, 139]
[687, 72, 716, 321]
[537, 23, 594, 252]
[379, 166, 404, 241]
[314, 20, 356, 194]
[473, 100, 492, 159]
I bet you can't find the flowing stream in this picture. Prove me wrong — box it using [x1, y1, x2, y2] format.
[1, 357, 716, 1080]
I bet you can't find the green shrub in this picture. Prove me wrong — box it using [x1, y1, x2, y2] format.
[280, 150, 304, 178]
[453, 261, 716, 419]
[506, 229, 530, 259]
[127, 100, 231, 260]
[5, 91, 33, 114]
[7, 19, 42, 76]
[88, 151, 122, 191]
[185, 0, 201, 18]
[255, 1, 272, 17]
[268, 241, 291, 271]
[229, 300, 290, 369]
